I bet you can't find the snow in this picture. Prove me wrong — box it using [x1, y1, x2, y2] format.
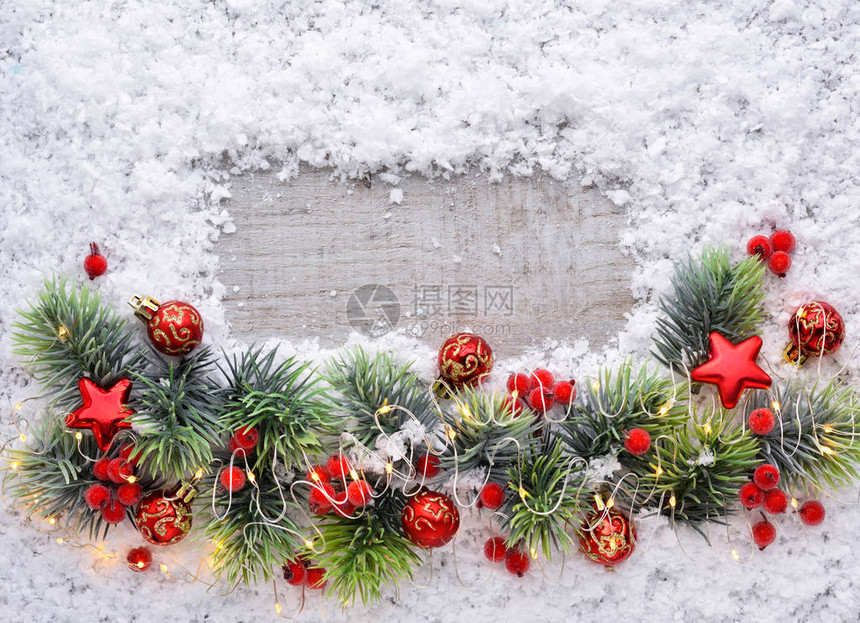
[3, 0, 860, 621]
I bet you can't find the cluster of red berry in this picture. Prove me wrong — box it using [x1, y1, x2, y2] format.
[746, 229, 796, 278]
[282, 556, 327, 591]
[84, 445, 143, 523]
[306, 454, 373, 518]
[505, 369, 576, 416]
[219, 426, 261, 493]
[483, 537, 531, 577]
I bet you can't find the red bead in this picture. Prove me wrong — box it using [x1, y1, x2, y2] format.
[623, 428, 651, 456]
[504, 549, 531, 577]
[116, 482, 143, 507]
[506, 372, 534, 395]
[118, 444, 141, 467]
[748, 408, 775, 435]
[752, 520, 777, 550]
[526, 387, 554, 413]
[107, 458, 133, 484]
[746, 235, 773, 261]
[767, 251, 791, 277]
[83, 242, 108, 280]
[326, 454, 352, 481]
[437, 333, 494, 389]
[134, 490, 193, 545]
[479, 482, 505, 510]
[763, 488, 788, 515]
[101, 498, 127, 524]
[552, 380, 576, 405]
[799, 500, 826, 526]
[84, 483, 111, 510]
[282, 559, 307, 586]
[347, 480, 373, 507]
[305, 464, 331, 485]
[305, 567, 327, 590]
[415, 453, 441, 478]
[126, 547, 153, 572]
[770, 230, 796, 254]
[484, 537, 507, 562]
[308, 483, 336, 515]
[753, 464, 780, 491]
[502, 395, 527, 418]
[231, 426, 259, 451]
[92, 458, 111, 481]
[228, 437, 246, 456]
[219, 467, 246, 492]
[531, 369, 555, 390]
[401, 490, 460, 548]
[738, 482, 764, 509]
[333, 498, 356, 518]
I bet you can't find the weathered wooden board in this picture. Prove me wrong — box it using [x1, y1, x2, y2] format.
[216, 169, 633, 357]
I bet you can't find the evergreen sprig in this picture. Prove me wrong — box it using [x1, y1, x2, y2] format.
[652, 247, 766, 373]
[311, 487, 421, 605]
[12, 278, 143, 410]
[750, 380, 860, 491]
[326, 347, 438, 446]
[128, 348, 224, 481]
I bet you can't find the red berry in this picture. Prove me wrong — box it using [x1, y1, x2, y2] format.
[346, 480, 373, 507]
[753, 464, 780, 491]
[502, 395, 527, 418]
[107, 458, 133, 484]
[101, 498, 127, 524]
[623, 428, 651, 456]
[531, 368, 555, 390]
[231, 426, 259, 451]
[118, 444, 141, 467]
[752, 520, 777, 550]
[738, 482, 764, 509]
[126, 547, 152, 572]
[227, 437, 246, 456]
[526, 387, 554, 413]
[333, 497, 356, 517]
[484, 537, 507, 562]
[305, 566, 327, 590]
[326, 454, 352, 481]
[220, 466, 247, 492]
[306, 465, 331, 485]
[83, 242, 108, 280]
[504, 549, 530, 577]
[770, 230, 796, 254]
[116, 482, 143, 507]
[767, 250, 791, 277]
[308, 483, 336, 515]
[748, 408, 775, 435]
[746, 235, 773, 261]
[506, 372, 534, 395]
[84, 483, 111, 510]
[282, 559, 307, 586]
[92, 458, 111, 481]
[552, 380, 576, 405]
[479, 482, 505, 510]
[415, 453, 441, 478]
[799, 500, 826, 526]
[763, 488, 788, 515]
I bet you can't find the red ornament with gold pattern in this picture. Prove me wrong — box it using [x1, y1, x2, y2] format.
[578, 509, 636, 566]
[135, 483, 195, 546]
[401, 489, 460, 548]
[129, 295, 204, 356]
[437, 333, 494, 392]
[784, 301, 845, 365]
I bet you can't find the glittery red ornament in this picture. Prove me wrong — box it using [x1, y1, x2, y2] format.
[784, 301, 845, 365]
[437, 333, 494, 390]
[135, 489, 193, 546]
[401, 490, 460, 548]
[578, 509, 636, 566]
[690, 332, 772, 409]
[129, 295, 204, 356]
[65, 378, 134, 452]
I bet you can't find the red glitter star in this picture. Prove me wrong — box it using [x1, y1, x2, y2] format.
[690, 332, 772, 409]
[65, 378, 134, 451]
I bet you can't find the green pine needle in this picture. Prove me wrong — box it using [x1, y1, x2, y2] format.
[652, 247, 766, 373]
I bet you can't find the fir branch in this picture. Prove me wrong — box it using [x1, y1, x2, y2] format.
[326, 347, 438, 446]
[500, 439, 591, 559]
[652, 247, 766, 372]
[750, 380, 860, 492]
[311, 487, 421, 605]
[12, 278, 143, 410]
[439, 386, 541, 482]
[128, 348, 224, 481]
[220, 347, 335, 472]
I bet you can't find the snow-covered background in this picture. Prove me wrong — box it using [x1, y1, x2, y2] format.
[2, 0, 860, 620]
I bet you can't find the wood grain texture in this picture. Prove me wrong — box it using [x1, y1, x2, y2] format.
[216, 168, 634, 357]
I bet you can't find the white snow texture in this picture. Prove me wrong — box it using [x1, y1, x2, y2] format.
[2, 1, 860, 622]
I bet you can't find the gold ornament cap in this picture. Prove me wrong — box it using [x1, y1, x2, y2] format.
[783, 342, 807, 366]
[129, 295, 162, 323]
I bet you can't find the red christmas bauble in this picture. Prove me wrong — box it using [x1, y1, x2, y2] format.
[130, 295, 204, 356]
[437, 333, 493, 390]
[135, 490, 193, 546]
[785, 301, 844, 364]
[578, 509, 636, 566]
[126, 547, 153, 572]
[401, 490, 460, 548]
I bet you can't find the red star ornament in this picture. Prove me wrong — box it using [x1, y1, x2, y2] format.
[66, 378, 134, 451]
[690, 332, 772, 409]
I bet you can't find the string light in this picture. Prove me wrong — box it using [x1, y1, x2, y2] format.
[791, 497, 798, 509]
[823, 425, 834, 433]
[377, 400, 392, 415]
[771, 400, 781, 413]
[247, 472, 256, 483]
[47, 517, 56, 525]
[606, 497, 615, 509]
[127, 475, 137, 484]
[459, 404, 472, 420]
[530, 547, 537, 559]
[655, 466, 663, 477]
[446, 425, 457, 440]
[57, 326, 69, 341]
[349, 469, 360, 481]
[511, 390, 518, 399]
[669, 494, 677, 508]
[194, 468, 204, 480]
[56, 537, 64, 545]
[730, 549, 740, 561]
[275, 603, 282, 615]
[592, 381, 600, 392]
[385, 462, 394, 474]
[136, 561, 146, 570]
[703, 421, 712, 434]
[14, 401, 23, 411]
[74, 432, 82, 441]
[304, 539, 314, 550]
[518, 486, 529, 500]
[593, 493, 605, 511]
[821, 446, 834, 456]
[160, 564, 169, 573]
[10, 461, 19, 470]
[658, 400, 674, 416]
